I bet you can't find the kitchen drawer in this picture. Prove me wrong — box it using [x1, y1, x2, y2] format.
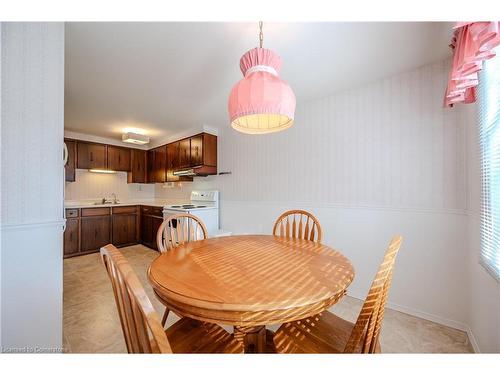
[66, 208, 79, 218]
[81, 207, 111, 217]
[112, 205, 138, 214]
[141, 205, 163, 217]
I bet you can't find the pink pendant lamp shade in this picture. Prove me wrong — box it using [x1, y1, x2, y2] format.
[228, 48, 296, 134]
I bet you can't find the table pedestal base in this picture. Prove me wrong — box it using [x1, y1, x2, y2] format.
[234, 325, 267, 353]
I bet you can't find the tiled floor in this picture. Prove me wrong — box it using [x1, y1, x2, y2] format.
[63, 244, 473, 353]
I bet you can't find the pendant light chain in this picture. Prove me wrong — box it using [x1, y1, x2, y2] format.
[259, 21, 264, 48]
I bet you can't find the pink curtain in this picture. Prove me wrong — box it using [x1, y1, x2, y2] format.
[444, 22, 500, 107]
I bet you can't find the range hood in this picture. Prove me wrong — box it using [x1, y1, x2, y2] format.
[173, 165, 217, 177]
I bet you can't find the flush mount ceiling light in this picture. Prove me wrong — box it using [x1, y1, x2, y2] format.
[228, 22, 296, 135]
[122, 132, 150, 145]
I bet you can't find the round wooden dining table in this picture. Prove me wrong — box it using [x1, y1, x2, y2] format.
[147, 235, 355, 353]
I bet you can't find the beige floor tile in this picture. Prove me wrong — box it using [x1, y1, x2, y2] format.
[63, 244, 473, 354]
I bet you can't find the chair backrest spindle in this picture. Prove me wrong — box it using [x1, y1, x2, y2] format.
[157, 213, 208, 253]
[273, 210, 322, 243]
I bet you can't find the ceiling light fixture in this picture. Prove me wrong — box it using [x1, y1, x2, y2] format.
[228, 21, 296, 135]
[122, 132, 150, 145]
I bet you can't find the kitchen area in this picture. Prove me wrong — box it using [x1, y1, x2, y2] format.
[63, 132, 220, 257]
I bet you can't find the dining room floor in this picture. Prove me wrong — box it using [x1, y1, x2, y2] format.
[63, 244, 474, 353]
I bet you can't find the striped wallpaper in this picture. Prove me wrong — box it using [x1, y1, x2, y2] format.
[164, 59, 472, 212]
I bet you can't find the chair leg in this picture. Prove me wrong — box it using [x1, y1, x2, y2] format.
[161, 308, 170, 327]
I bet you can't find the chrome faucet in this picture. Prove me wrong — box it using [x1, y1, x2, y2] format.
[99, 193, 118, 205]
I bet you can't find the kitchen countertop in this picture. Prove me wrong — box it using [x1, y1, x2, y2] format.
[64, 199, 188, 209]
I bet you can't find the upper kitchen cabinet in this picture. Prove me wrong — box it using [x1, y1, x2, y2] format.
[171, 133, 217, 176]
[146, 146, 167, 183]
[153, 145, 167, 182]
[166, 142, 180, 182]
[64, 139, 76, 182]
[146, 149, 155, 183]
[166, 142, 193, 182]
[190, 134, 203, 166]
[178, 138, 191, 168]
[128, 149, 147, 183]
[200, 133, 217, 167]
[77, 141, 106, 170]
[174, 133, 217, 173]
[107, 145, 131, 172]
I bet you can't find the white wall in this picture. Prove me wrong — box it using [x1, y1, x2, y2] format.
[1, 23, 65, 351]
[157, 58, 475, 331]
[65, 170, 154, 201]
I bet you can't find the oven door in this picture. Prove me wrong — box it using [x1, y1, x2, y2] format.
[163, 209, 183, 220]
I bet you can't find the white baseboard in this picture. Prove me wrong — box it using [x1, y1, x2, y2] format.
[466, 326, 481, 353]
[346, 290, 480, 353]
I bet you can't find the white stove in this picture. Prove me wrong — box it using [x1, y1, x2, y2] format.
[163, 191, 219, 236]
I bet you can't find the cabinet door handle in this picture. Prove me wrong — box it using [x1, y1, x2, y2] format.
[90, 152, 94, 162]
[118, 154, 121, 163]
[94, 228, 98, 238]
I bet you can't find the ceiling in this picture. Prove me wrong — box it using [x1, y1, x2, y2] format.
[65, 22, 453, 142]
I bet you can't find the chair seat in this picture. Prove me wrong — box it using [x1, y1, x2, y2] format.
[164, 317, 244, 353]
[274, 311, 381, 354]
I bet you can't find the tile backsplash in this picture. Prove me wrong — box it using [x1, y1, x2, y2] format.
[65, 169, 155, 201]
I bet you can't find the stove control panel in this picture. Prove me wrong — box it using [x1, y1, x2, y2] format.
[190, 190, 219, 203]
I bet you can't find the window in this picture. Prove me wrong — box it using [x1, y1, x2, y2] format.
[478, 49, 500, 281]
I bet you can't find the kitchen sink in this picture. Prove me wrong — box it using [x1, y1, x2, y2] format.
[92, 201, 120, 206]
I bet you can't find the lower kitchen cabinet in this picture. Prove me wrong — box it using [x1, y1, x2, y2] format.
[63, 206, 141, 258]
[112, 206, 138, 247]
[81, 215, 111, 253]
[140, 205, 163, 251]
[141, 214, 154, 249]
[63, 218, 80, 256]
[152, 216, 163, 251]
[112, 214, 137, 247]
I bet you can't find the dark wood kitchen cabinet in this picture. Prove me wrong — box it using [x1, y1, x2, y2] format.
[152, 217, 163, 251]
[166, 142, 193, 182]
[190, 134, 203, 166]
[64, 206, 141, 258]
[146, 150, 155, 183]
[107, 145, 131, 172]
[178, 138, 191, 168]
[140, 205, 163, 251]
[174, 133, 217, 172]
[77, 142, 106, 170]
[68, 133, 216, 183]
[80, 215, 111, 253]
[112, 206, 138, 247]
[64, 139, 76, 182]
[141, 214, 154, 249]
[80, 207, 111, 253]
[128, 149, 147, 183]
[153, 146, 167, 183]
[146, 146, 167, 183]
[63, 217, 80, 256]
[201, 133, 217, 167]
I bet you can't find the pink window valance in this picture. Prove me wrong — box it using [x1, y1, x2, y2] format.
[444, 22, 500, 107]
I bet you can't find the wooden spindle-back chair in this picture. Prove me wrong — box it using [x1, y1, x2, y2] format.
[272, 210, 322, 243]
[100, 244, 173, 353]
[273, 235, 403, 353]
[156, 213, 208, 326]
[157, 213, 208, 253]
[100, 244, 243, 353]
